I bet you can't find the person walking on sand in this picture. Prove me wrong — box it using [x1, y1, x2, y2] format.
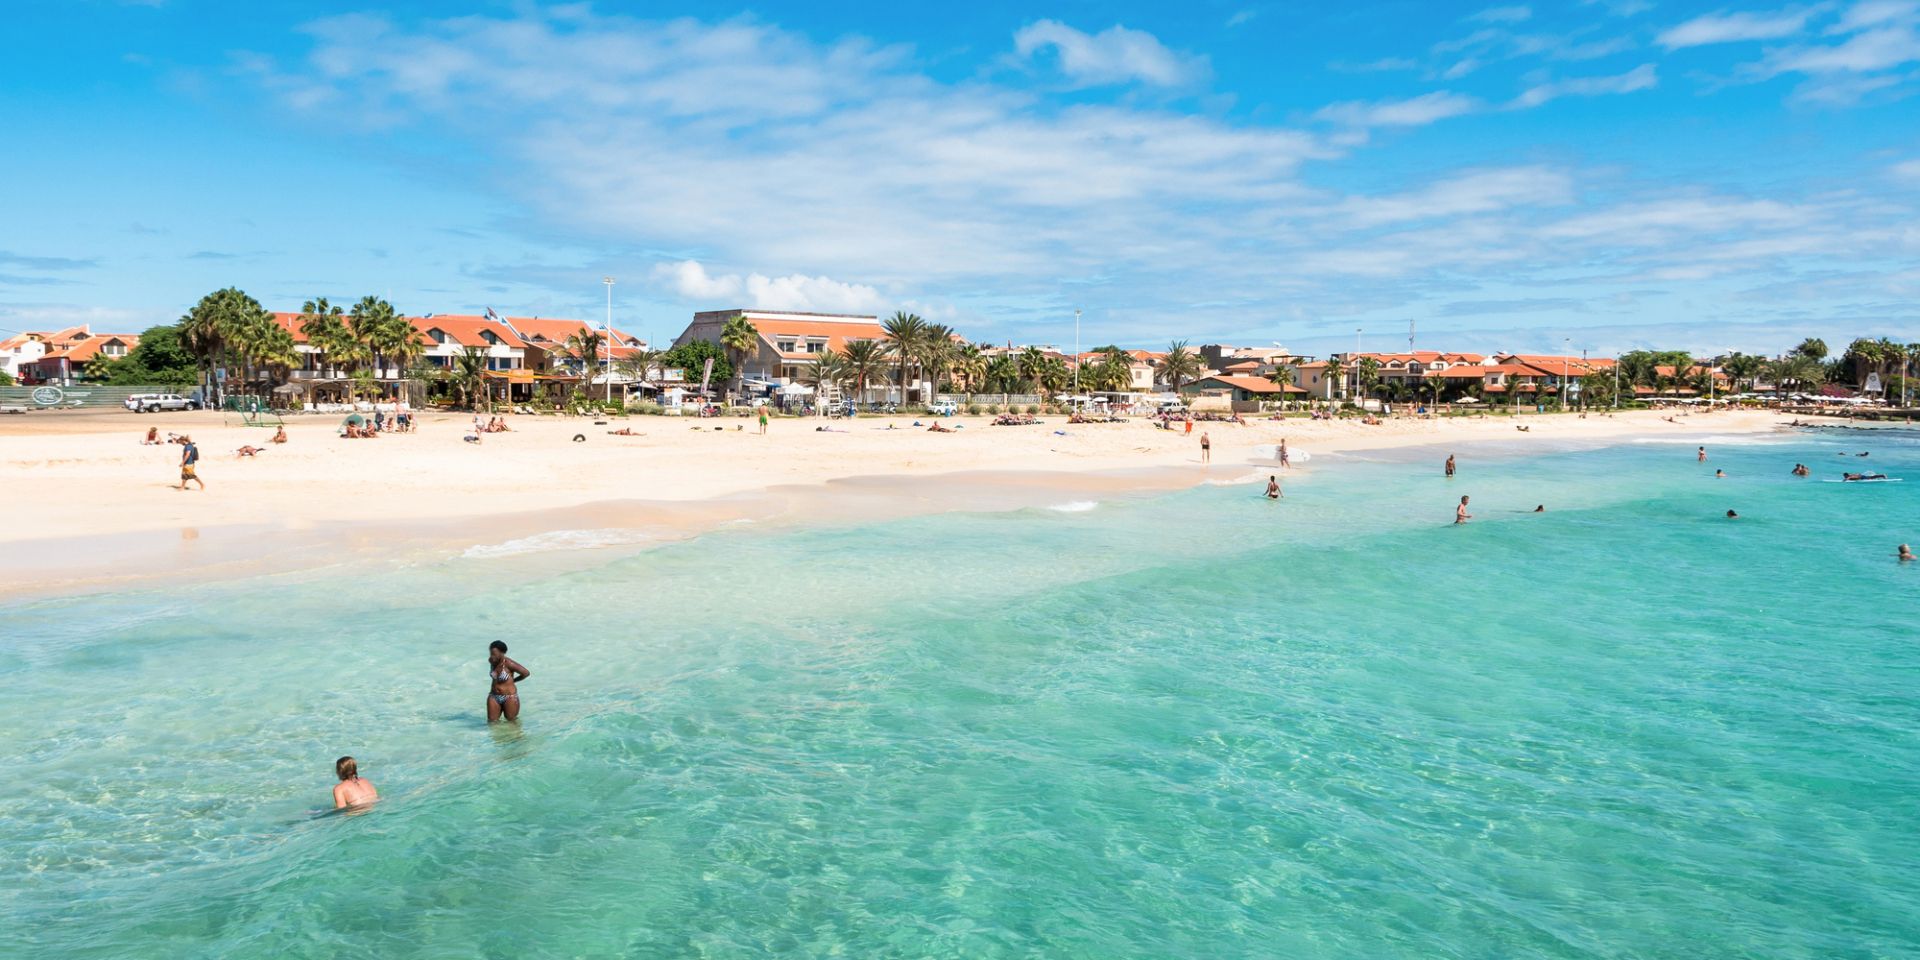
[177, 437, 203, 491]
[1184, 419, 1193, 436]
[758, 407, 769, 435]
[1445, 454, 1456, 478]
[1266, 476, 1281, 500]
[1455, 495, 1472, 524]
[485, 640, 530, 723]
[333, 756, 378, 809]
[1279, 439, 1290, 469]
[1200, 432, 1211, 463]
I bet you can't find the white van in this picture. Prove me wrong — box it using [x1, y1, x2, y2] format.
[930, 399, 959, 416]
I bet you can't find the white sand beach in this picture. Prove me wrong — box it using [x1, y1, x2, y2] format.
[0, 406, 1800, 597]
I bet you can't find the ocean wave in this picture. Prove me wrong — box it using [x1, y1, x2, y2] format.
[461, 528, 652, 559]
[1203, 474, 1264, 486]
[1046, 500, 1099, 513]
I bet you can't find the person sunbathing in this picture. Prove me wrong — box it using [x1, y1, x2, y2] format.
[236, 445, 264, 457]
[142, 427, 160, 445]
[928, 423, 954, 432]
[271, 426, 287, 444]
[608, 427, 641, 436]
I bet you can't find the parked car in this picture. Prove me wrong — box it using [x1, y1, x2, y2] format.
[124, 393, 160, 411]
[136, 394, 201, 412]
[929, 399, 959, 416]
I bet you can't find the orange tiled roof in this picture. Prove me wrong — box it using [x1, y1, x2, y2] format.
[749, 318, 892, 358]
[44, 334, 140, 363]
[1197, 375, 1307, 394]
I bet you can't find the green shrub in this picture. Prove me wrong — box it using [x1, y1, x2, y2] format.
[1026, 404, 1041, 415]
[966, 403, 982, 415]
[986, 403, 1001, 415]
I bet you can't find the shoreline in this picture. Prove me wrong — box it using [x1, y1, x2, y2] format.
[0, 407, 1811, 601]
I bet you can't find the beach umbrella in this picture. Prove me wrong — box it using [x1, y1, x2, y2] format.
[1455, 396, 1481, 403]
[342, 414, 365, 427]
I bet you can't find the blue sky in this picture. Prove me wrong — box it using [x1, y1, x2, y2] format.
[3, 0, 1917, 355]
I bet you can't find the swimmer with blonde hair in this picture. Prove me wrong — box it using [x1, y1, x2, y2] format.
[333, 756, 379, 809]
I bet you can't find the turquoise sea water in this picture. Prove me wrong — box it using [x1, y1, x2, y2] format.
[7, 429, 1920, 958]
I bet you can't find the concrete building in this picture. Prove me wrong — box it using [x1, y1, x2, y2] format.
[674, 309, 933, 404]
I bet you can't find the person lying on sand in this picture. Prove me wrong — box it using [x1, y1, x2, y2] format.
[929, 423, 954, 432]
[608, 428, 642, 436]
[236, 445, 264, 458]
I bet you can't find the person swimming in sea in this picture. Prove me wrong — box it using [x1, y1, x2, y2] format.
[1533, 504, 1545, 512]
[486, 640, 530, 723]
[1726, 509, 1739, 519]
[1715, 469, 1726, 478]
[1791, 463, 1809, 477]
[1455, 495, 1472, 524]
[1899, 544, 1914, 562]
[1698, 446, 1707, 462]
[1266, 476, 1281, 500]
[333, 756, 378, 809]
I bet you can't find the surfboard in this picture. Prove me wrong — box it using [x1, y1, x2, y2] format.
[1821, 478, 1902, 483]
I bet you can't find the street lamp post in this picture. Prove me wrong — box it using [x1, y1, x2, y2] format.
[603, 277, 615, 405]
[1563, 337, 1571, 413]
[1073, 308, 1081, 397]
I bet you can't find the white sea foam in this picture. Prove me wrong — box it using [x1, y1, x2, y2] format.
[461, 528, 651, 559]
[1047, 500, 1099, 513]
[1203, 474, 1263, 487]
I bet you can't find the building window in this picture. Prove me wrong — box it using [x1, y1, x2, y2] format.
[778, 341, 797, 353]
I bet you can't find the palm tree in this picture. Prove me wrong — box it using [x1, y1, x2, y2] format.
[564, 328, 607, 405]
[297, 298, 349, 379]
[452, 346, 491, 411]
[1355, 357, 1382, 401]
[1016, 346, 1049, 394]
[951, 342, 986, 393]
[719, 314, 760, 398]
[801, 347, 846, 412]
[1793, 337, 1828, 361]
[1268, 361, 1298, 391]
[918, 323, 955, 402]
[984, 355, 1019, 393]
[179, 287, 273, 403]
[841, 339, 888, 407]
[1321, 356, 1345, 403]
[1159, 341, 1205, 397]
[349, 296, 402, 384]
[618, 348, 665, 385]
[881, 311, 928, 404]
[1768, 354, 1824, 397]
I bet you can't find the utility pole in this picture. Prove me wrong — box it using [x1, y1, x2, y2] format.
[1073, 308, 1081, 397]
[603, 277, 615, 405]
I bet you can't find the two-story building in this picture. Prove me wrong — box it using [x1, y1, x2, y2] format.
[7, 327, 141, 385]
[674, 309, 931, 403]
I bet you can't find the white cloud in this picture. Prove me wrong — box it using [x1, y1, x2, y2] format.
[1510, 63, 1657, 108]
[1830, 0, 1920, 33]
[653, 261, 886, 313]
[1336, 166, 1575, 228]
[1892, 158, 1920, 179]
[237, 7, 1920, 346]
[1314, 90, 1480, 126]
[1012, 20, 1208, 87]
[1657, 9, 1815, 49]
[1471, 5, 1534, 23]
[1766, 25, 1920, 72]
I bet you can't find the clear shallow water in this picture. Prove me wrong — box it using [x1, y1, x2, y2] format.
[7, 430, 1920, 958]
